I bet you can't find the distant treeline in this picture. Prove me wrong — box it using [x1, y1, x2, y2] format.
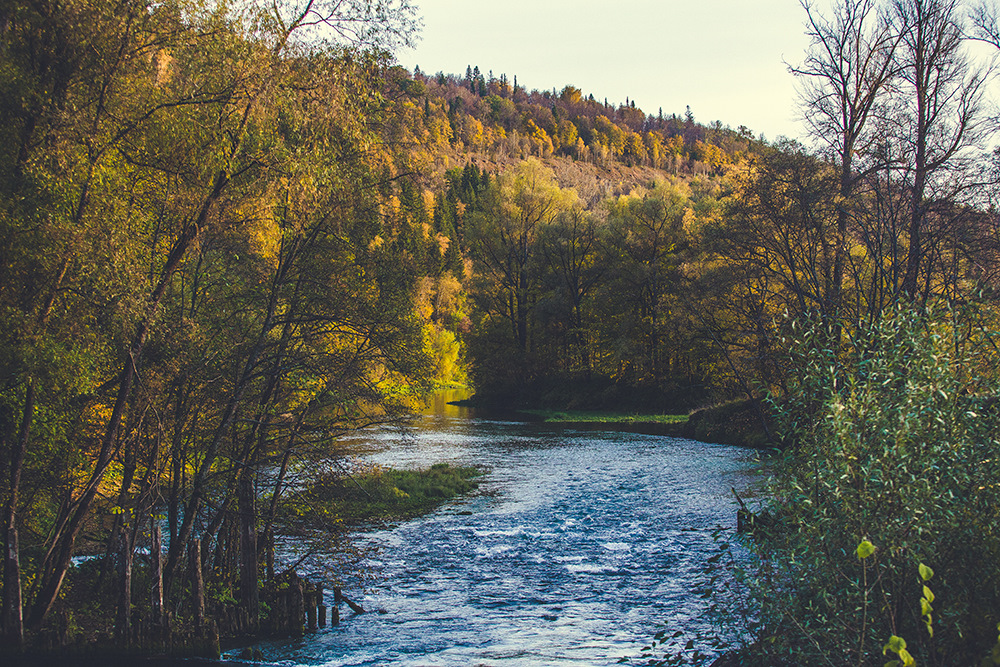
[382, 64, 760, 178]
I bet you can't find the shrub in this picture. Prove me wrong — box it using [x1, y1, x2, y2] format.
[750, 305, 1000, 665]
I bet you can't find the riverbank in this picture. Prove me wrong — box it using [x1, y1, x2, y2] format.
[457, 395, 777, 449]
[460, 376, 710, 415]
[522, 409, 689, 425]
[682, 399, 776, 449]
[1, 463, 484, 663]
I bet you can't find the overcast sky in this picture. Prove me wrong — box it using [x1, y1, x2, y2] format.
[394, 0, 813, 142]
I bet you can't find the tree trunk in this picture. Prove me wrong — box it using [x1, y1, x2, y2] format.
[238, 468, 259, 630]
[2, 379, 33, 649]
[115, 530, 133, 646]
[27, 170, 228, 630]
[189, 538, 205, 634]
[165, 238, 298, 584]
[151, 522, 163, 628]
[2, 528, 22, 651]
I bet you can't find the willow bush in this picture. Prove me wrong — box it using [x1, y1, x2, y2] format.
[750, 304, 1000, 666]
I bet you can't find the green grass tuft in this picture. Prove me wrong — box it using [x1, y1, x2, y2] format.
[521, 409, 689, 425]
[283, 462, 483, 527]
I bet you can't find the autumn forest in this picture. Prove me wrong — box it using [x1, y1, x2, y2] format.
[3, 0, 1000, 664]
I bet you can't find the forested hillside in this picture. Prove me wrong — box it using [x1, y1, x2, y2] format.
[374, 51, 1000, 415]
[372, 63, 769, 410]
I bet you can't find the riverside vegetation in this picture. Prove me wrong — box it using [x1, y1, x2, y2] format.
[280, 463, 482, 527]
[4, 0, 1000, 663]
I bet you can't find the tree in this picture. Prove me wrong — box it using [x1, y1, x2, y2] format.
[602, 181, 689, 382]
[537, 205, 606, 374]
[792, 0, 900, 326]
[752, 305, 1000, 665]
[704, 143, 840, 395]
[891, 0, 990, 297]
[466, 160, 577, 384]
[0, 0, 420, 638]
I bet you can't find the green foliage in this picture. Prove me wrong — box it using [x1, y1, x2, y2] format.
[879, 562, 939, 666]
[464, 160, 717, 403]
[750, 304, 1000, 665]
[884, 635, 916, 667]
[0, 0, 433, 636]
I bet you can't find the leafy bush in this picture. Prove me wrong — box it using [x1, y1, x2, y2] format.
[749, 305, 1000, 665]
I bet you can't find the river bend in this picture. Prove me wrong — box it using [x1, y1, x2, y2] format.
[240, 403, 757, 666]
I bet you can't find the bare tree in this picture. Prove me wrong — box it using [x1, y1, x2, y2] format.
[969, 0, 1000, 47]
[891, 0, 991, 298]
[791, 0, 901, 323]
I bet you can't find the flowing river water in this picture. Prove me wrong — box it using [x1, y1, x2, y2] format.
[238, 395, 760, 666]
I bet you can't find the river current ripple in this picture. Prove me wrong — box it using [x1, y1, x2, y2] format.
[240, 404, 757, 666]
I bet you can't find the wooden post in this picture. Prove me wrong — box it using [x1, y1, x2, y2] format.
[188, 538, 204, 633]
[317, 583, 326, 628]
[268, 589, 288, 634]
[289, 575, 304, 636]
[305, 583, 317, 630]
[331, 587, 363, 614]
[341, 591, 365, 614]
[200, 620, 221, 660]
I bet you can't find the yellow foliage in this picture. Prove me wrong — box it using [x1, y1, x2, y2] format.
[423, 324, 464, 385]
[422, 189, 436, 217]
[524, 119, 554, 157]
[151, 49, 175, 87]
[557, 119, 578, 149]
[682, 207, 699, 235]
[665, 135, 685, 155]
[560, 85, 583, 104]
[461, 116, 485, 151]
[624, 131, 647, 163]
[246, 210, 281, 261]
[435, 273, 463, 317]
[414, 277, 436, 321]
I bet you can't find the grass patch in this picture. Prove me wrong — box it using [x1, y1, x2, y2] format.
[522, 409, 689, 425]
[283, 462, 483, 527]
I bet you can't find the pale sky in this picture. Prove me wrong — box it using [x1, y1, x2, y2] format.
[395, 0, 813, 142]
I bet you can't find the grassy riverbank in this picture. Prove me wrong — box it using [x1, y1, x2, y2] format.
[282, 463, 483, 527]
[520, 401, 777, 449]
[521, 409, 688, 425]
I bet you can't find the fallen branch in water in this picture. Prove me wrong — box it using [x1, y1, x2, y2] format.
[334, 586, 365, 614]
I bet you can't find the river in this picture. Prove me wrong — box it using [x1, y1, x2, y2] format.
[237, 396, 759, 666]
